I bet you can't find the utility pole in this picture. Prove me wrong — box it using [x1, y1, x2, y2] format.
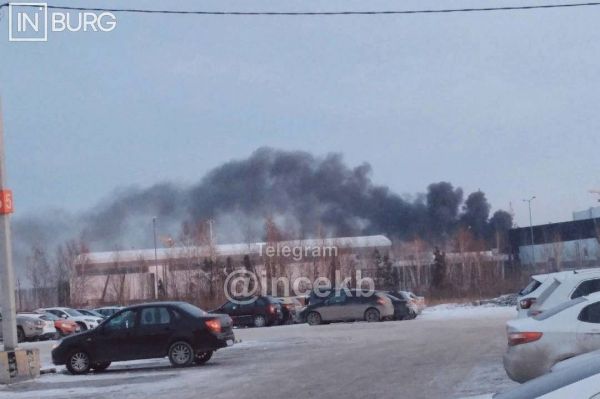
[523, 196, 536, 267]
[152, 217, 158, 299]
[0, 100, 18, 351]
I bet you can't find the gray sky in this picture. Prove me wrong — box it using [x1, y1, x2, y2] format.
[1, 0, 599, 228]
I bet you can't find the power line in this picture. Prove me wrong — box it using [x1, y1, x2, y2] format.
[1, 2, 600, 16]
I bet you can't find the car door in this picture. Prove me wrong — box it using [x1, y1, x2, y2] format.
[576, 301, 600, 352]
[137, 306, 174, 358]
[94, 309, 140, 362]
[237, 301, 257, 326]
[319, 294, 347, 321]
[218, 301, 242, 326]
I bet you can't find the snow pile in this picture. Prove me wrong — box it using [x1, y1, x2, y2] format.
[476, 294, 518, 307]
[422, 302, 516, 320]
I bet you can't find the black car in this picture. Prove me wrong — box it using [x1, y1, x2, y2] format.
[211, 296, 283, 327]
[52, 301, 234, 375]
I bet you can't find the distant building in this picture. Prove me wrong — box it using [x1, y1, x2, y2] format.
[71, 235, 392, 306]
[573, 206, 600, 221]
[509, 207, 600, 269]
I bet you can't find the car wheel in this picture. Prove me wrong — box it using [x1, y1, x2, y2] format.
[92, 361, 111, 372]
[66, 350, 91, 375]
[307, 311, 322, 326]
[364, 308, 380, 322]
[253, 315, 267, 328]
[194, 351, 213, 365]
[16, 327, 25, 343]
[168, 341, 194, 367]
[408, 310, 417, 320]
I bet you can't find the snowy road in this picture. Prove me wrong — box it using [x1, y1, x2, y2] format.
[0, 305, 517, 399]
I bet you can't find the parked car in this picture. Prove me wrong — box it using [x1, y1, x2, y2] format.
[387, 290, 425, 318]
[77, 309, 106, 319]
[38, 311, 80, 336]
[39, 307, 102, 331]
[94, 306, 123, 318]
[504, 292, 600, 382]
[517, 268, 600, 318]
[463, 351, 600, 399]
[51, 301, 234, 374]
[211, 296, 283, 327]
[385, 294, 411, 320]
[18, 312, 59, 340]
[0, 311, 57, 342]
[274, 297, 303, 324]
[300, 289, 395, 325]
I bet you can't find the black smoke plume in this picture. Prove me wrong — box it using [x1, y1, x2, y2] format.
[12, 147, 512, 276]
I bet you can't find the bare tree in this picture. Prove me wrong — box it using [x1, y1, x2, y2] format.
[25, 244, 52, 308]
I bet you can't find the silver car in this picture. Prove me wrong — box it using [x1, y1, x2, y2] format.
[0, 311, 58, 342]
[303, 290, 395, 325]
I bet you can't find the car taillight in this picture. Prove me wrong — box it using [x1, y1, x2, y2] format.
[377, 298, 386, 305]
[268, 304, 277, 314]
[508, 332, 543, 346]
[205, 319, 221, 334]
[519, 298, 536, 310]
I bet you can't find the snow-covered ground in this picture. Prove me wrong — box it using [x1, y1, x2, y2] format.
[422, 302, 517, 320]
[0, 303, 517, 399]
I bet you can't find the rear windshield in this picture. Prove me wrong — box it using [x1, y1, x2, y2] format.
[533, 297, 587, 321]
[177, 303, 207, 317]
[519, 278, 542, 296]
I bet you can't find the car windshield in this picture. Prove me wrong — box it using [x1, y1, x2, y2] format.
[177, 303, 207, 317]
[65, 309, 84, 317]
[519, 278, 543, 296]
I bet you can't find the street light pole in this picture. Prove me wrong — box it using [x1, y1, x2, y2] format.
[0, 100, 18, 350]
[152, 217, 158, 299]
[523, 196, 536, 266]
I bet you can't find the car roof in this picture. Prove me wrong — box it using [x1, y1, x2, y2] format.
[122, 301, 188, 310]
[532, 268, 600, 282]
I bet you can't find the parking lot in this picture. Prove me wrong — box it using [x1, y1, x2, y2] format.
[0, 305, 516, 399]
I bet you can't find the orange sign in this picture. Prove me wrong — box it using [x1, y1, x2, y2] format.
[0, 190, 13, 214]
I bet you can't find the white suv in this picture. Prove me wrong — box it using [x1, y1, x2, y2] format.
[517, 268, 600, 318]
[39, 307, 102, 331]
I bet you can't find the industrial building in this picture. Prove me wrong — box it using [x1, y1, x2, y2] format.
[71, 235, 392, 306]
[509, 206, 600, 269]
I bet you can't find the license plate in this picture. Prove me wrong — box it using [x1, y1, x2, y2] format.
[226, 339, 234, 346]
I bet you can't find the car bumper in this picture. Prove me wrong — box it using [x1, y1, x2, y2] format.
[51, 346, 68, 366]
[503, 345, 554, 383]
[195, 330, 235, 353]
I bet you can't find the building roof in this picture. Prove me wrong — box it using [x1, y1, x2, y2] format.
[78, 235, 392, 265]
[509, 218, 600, 248]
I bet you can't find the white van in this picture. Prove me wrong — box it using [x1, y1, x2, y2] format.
[517, 268, 600, 318]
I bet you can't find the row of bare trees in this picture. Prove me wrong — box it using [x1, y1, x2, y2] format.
[22, 239, 89, 309]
